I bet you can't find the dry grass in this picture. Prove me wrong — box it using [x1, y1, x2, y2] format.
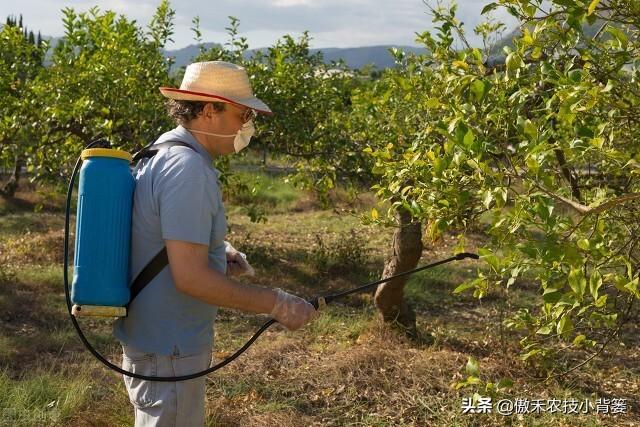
[1, 229, 66, 266]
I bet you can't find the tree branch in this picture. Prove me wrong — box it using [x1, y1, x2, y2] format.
[554, 146, 582, 202]
[539, 296, 634, 383]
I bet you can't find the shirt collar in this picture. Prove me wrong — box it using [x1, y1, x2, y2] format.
[155, 126, 219, 177]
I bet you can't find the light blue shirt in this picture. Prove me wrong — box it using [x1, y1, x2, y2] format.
[113, 126, 227, 355]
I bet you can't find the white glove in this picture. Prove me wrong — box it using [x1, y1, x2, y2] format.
[225, 241, 255, 277]
[270, 288, 318, 331]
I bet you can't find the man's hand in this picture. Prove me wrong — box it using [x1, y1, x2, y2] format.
[270, 288, 318, 331]
[225, 241, 255, 277]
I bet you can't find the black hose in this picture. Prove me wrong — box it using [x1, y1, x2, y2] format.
[64, 140, 479, 382]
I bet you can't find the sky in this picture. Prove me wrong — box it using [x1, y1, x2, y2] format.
[1, 0, 517, 50]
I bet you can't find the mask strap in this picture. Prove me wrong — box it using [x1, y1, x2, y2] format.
[187, 128, 237, 138]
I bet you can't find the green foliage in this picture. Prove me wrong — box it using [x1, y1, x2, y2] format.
[253, 35, 372, 195]
[0, 18, 47, 183]
[31, 2, 175, 180]
[361, 0, 640, 370]
[190, 17, 374, 205]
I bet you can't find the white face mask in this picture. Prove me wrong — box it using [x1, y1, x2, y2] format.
[187, 120, 255, 153]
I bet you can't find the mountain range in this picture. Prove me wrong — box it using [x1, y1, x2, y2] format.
[163, 43, 428, 71]
[43, 37, 429, 70]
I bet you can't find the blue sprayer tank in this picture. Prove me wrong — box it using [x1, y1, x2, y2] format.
[71, 148, 134, 307]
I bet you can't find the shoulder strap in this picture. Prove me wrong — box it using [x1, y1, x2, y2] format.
[128, 247, 168, 306]
[127, 140, 196, 309]
[131, 140, 194, 163]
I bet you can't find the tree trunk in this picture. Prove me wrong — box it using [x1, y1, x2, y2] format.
[0, 154, 24, 198]
[374, 206, 423, 337]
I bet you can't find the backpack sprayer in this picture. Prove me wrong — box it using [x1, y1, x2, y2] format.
[64, 139, 479, 381]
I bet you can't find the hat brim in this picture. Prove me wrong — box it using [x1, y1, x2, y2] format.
[159, 87, 273, 115]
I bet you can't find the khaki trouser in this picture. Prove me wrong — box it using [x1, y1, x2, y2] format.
[121, 345, 211, 427]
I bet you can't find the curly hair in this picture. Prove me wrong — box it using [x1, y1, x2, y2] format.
[166, 99, 226, 126]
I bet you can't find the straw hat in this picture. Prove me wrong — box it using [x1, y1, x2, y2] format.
[159, 61, 272, 115]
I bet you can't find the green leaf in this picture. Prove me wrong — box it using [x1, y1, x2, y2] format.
[577, 239, 590, 250]
[525, 156, 540, 174]
[455, 376, 482, 389]
[624, 278, 640, 297]
[606, 26, 629, 49]
[524, 4, 537, 17]
[481, 2, 498, 15]
[531, 46, 543, 59]
[453, 235, 466, 255]
[482, 190, 494, 210]
[494, 187, 507, 208]
[505, 52, 524, 73]
[478, 248, 500, 272]
[587, 0, 601, 15]
[410, 200, 422, 215]
[568, 69, 583, 83]
[521, 349, 541, 361]
[524, 120, 538, 139]
[568, 268, 587, 299]
[453, 280, 476, 294]
[557, 315, 573, 337]
[521, 28, 534, 46]
[466, 357, 480, 376]
[454, 122, 469, 145]
[537, 324, 553, 335]
[589, 271, 602, 300]
[591, 312, 618, 328]
[614, 274, 628, 292]
[575, 124, 594, 138]
[470, 79, 491, 102]
[603, 79, 614, 92]
[452, 60, 469, 70]
[573, 334, 586, 346]
[463, 128, 475, 148]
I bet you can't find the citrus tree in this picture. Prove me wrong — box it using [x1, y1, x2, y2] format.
[0, 17, 47, 196]
[364, 0, 639, 373]
[31, 1, 176, 181]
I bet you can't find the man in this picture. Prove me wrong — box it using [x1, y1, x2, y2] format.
[113, 61, 318, 426]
